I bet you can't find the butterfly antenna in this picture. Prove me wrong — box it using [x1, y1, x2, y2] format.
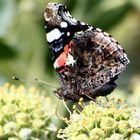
[12, 76, 57, 89]
[105, 96, 109, 102]
[34, 78, 57, 89]
[12, 76, 35, 83]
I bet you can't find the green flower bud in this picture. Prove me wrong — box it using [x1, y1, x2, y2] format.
[32, 109, 44, 119]
[115, 112, 129, 121]
[4, 122, 19, 134]
[121, 113, 130, 120]
[15, 113, 29, 126]
[86, 123, 94, 130]
[89, 128, 104, 139]
[32, 119, 45, 129]
[100, 117, 116, 130]
[118, 120, 130, 134]
[133, 127, 140, 134]
[1, 104, 17, 115]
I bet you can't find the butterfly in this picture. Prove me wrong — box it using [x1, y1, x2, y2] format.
[44, 3, 130, 102]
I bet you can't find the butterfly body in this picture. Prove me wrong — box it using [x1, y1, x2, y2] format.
[44, 3, 130, 102]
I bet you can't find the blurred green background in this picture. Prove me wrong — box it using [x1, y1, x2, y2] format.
[0, 0, 140, 105]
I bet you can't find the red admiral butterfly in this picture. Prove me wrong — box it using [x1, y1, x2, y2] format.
[44, 3, 130, 102]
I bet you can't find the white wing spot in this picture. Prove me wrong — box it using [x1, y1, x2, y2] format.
[46, 28, 62, 43]
[60, 22, 68, 28]
[66, 53, 76, 66]
[81, 22, 85, 25]
[67, 32, 70, 36]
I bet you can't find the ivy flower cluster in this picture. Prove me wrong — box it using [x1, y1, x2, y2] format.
[58, 97, 140, 140]
[0, 84, 57, 140]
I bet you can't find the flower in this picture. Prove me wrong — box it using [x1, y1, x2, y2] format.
[58, 97, 140, 140]
[0, 84, 57, 140]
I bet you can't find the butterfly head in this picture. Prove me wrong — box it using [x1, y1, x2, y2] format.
[44, 3, 78, 32]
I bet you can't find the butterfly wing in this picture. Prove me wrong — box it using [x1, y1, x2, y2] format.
[55, 28, 130, 101]
[73, 28, 129, 87]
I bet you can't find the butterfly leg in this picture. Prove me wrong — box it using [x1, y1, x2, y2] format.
[105, 96, 109, 102]
[84, 93, 108, 107]
[56, 71, 66, 89]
